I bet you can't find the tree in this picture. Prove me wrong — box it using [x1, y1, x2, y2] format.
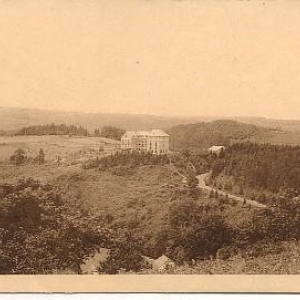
[186, 172, 199, 199]
[5, 194, 42, 230]
[185, 215, 234, 259]
[224, 194, 230, 204]
[180, 149, 192, 158]
[100, 233, 144, 274]
[258, 193, 266, 204]
[224, 181, 233, 192]
[100, 126, 126, 141]
[238, 186, 244, 196]
[10, 148, 26, 166]
[94, 129, 100, 136]
[37, 148, 45, 165]
[168, 199, 235, 262]
[249, 200, 300, 242]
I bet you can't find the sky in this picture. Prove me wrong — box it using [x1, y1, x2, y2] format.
[0, 0, 300, 119]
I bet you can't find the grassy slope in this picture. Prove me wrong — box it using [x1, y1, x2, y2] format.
[55, 165, 184, 234]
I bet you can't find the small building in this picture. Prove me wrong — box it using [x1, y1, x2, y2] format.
[152, 255, 175, 272]
[208, 145, 225, 155]
[121, 129, 170, 155]
[141, 255, 155, 269]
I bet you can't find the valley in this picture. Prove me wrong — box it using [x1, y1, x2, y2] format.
[1, 114, 300, 274]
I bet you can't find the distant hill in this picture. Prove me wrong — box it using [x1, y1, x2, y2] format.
[2, 106, 300, 138]
[232, 116, 300, 133]
[0, 107, 199, 132]
[167, 120, 270, 151]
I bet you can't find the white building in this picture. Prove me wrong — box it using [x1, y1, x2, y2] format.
[121, 129, 170, 155]
[152, 255, 175, 272]
[208, 145, 225, 155]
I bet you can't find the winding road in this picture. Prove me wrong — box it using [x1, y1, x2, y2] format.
[197, 173, 267, 209]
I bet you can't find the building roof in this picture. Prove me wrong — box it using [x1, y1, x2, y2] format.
[208, 145, 225, 151]
[122, 130, 169, 138]
[136, 131, 150, 136]
[149, 129, 170, 137]
[152, 255, 174, 269]
[141, 255, 155, 264]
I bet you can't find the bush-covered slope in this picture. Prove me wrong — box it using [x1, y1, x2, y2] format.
[0, 177, 112, 274]
[4, 158, 300, 274]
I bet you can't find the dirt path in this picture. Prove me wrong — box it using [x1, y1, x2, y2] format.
[197, 173, 266, 209]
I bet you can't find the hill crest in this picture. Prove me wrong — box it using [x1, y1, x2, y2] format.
[167, 120, 270, 151]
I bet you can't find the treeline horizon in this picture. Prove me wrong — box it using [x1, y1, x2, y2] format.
[0, 123, 126, 140]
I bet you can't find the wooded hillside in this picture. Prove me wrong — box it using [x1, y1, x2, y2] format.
[211, 142, 300, 204]
[167, 120, 268, 151]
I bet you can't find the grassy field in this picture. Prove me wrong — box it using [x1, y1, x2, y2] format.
[0, 135, 120, 165]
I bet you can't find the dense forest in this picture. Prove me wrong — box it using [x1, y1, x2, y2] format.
[94, 125, 125, 141]
[211, 142, 300, 205]
[167, 120, 270, 151]
[16, 123, 89, 136]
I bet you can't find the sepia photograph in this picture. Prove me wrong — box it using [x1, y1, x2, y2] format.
[1, 0, 300, 293]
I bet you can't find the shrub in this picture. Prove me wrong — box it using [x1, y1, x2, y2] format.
[217, 245, 239, 260]
[10, 148, 26, 166]
[167, 198, 236, 262]
[242, 240, 284, 259]
[231, 199, 238, 207]
[100, 233, 144, 274]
